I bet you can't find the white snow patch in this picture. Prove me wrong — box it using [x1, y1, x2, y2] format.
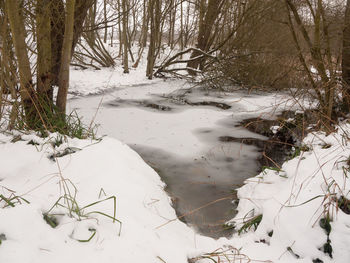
[0, 133, 217, 263]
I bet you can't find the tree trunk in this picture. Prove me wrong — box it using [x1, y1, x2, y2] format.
[140, 0, 149, 48]
[56, 0, 76, 114]
[103, 0, 107, 43]
[50, 0, 65, 88]
[72, 0, 96, 56]
[0, 4, 19, 129]
[6, 0, 39, 128]
[37, 0, 52, 102]
[146, 0, 155, 79]
[146, 0, 160, 79]
[117, 0, 123, 57]
[179, 0, 184, 53]
[122, 0, 129, 73]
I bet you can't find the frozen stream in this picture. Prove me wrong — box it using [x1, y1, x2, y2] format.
[68, 79, 287, 238]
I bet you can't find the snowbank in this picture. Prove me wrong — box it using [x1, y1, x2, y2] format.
[216, 124, 350, 263]
[0, 133, 215, 263]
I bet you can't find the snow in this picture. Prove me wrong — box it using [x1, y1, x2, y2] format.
[220, 124, 350, 263]
[2, 124, 350, 262]
[68, 67, 301, 158]
[0, 133, 216, 263]
[1, 65, 349, 262]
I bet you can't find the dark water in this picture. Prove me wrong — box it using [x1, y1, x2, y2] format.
[131, 144, 260, 238]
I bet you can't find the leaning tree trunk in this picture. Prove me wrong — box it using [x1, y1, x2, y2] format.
[56, 0, 76, 114]
[5, 0, 39, 128]
[343, 0, 350, 111]
[72, 0, 95, 54]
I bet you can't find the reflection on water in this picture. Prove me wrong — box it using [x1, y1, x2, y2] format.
[132, 138, 260, 238]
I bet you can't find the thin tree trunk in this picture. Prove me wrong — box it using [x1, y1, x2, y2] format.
[50, 0, 65, 88]
[343, 0, 350, 110]
[140, 0, 149, 48]
[110, 25, 114, 47]
[117, 0, 123, 57]
[103, 0, 107, 43]
[6, 0, 39, 128]
[0, 7, 18, 129]
[71, 0, 96, 56]
[180, 0, 184, 53]
[122, 0, 129, 73]
[56, 0, 76, 114]
[37, 0, 52, 102]
[146, 0, 156, 79]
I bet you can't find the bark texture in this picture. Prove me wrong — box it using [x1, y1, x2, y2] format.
[56, 0, 76, 114]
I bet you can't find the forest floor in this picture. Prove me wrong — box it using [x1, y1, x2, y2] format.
[0, 65, 350, 262]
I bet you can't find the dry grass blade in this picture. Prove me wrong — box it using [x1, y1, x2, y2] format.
[189, 247, 273, 263]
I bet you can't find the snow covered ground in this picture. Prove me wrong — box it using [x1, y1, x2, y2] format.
[0, 132, 216, 263]
[220, 125, 350, 263]
[1, 66, 349, 262]
[1, 118, 350, 263]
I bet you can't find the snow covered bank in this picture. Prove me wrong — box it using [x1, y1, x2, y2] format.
[204, 124, 350, 263]
[0, 133, 216, 263]
[1, 123, 350, 263]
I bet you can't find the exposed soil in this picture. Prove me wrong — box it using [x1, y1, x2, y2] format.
[218, 136, 290, 169]
[236, 110, 318, 169]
